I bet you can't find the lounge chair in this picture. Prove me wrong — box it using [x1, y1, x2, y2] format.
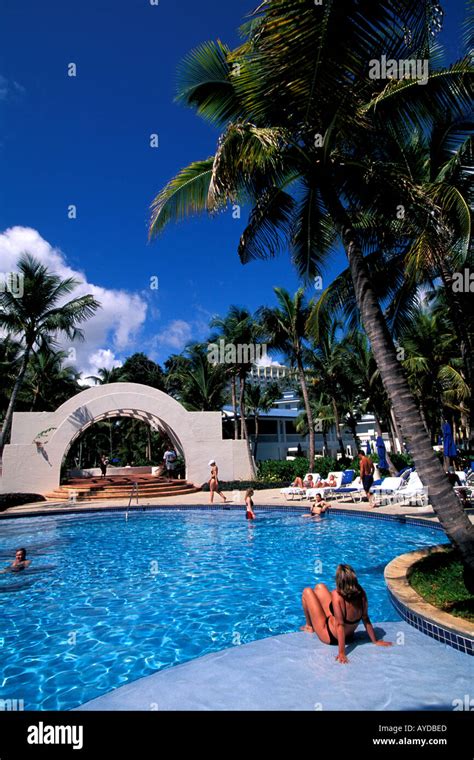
[280, 473, 321, 501]
[306, 471, 344, 501]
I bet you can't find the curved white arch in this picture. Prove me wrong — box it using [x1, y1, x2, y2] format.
[1, 383, 251, 494]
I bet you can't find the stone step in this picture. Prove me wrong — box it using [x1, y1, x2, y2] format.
[44, 485, 200, 501]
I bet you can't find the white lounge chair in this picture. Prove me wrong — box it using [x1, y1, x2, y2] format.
[306, 471, 344, 501]
[280, 473, 321, 501]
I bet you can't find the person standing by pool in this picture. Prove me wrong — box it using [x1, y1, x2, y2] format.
[163, 445, 177, 482]
[301, 564, 392, 663]
[358, 450, 375, 506]
[208, 459, 226, 503]
[245, 489, 255, 519]
[99, 454, 108, 478]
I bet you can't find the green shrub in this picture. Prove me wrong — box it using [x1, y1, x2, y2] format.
[0, 493, 46, 512]
[256, 456, 353, 483]
[201, 480, 288, 492]
[388, 452, 414, 473]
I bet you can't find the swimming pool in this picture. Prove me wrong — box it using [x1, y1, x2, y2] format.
[0, 509, 446, 710]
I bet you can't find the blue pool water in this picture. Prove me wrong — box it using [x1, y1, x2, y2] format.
[0, 509, 446, 710]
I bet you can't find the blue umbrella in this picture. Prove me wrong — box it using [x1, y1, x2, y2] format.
[366, 440, 372, 456]
[442, 422, 457, 459]
[376, 435, 389, 470]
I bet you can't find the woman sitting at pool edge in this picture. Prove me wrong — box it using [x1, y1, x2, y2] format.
[301, 564, 392, 663]
[302, 494, 330, 517]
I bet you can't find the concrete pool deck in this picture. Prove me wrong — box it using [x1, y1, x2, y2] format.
[3, 486, 469, 523]
[77, 622, 472, 711]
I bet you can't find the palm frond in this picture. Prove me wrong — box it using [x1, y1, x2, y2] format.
[148, 158, 214, 239]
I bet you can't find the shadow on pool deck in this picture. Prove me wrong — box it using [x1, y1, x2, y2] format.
[76, 622, 472, 711]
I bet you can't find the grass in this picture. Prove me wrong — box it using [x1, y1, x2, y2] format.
[409, 549, 474, 623]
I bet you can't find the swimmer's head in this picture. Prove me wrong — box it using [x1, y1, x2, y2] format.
[16, 548, 26, 561]
[315, 494, 323, 501]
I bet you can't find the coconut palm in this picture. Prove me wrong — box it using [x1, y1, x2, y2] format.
[399, 299, 470, 442]
[210, 306, 260, 477]
[0, 254, 100, 454]
[86, 366, 123, 385]
[164, 343, 228, 412]
[23, 345, 82, 411]
[257, 288, 316, 468]
[0, 335, 23, 419]
[147, 0, 474, 578]
[245, 381, 281, 461]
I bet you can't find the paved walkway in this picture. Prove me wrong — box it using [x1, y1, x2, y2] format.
[1, 487, 459, 522]
[77, 622, 472, 711]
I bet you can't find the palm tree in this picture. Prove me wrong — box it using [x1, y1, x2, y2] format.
[0, 254, 100, 454]
[258, 288, 315, 469]
[86, 366, 123, 385]
[148, 0, 474, 579]
[165, 343, 228, 412]
[399, 299, 469, 443]
[245, 381, 281, 461]
[210, 306, 260, 444]
[24, 345, 82, 411]
[307, 319, 350, 459]
[0, 335, 23, 420]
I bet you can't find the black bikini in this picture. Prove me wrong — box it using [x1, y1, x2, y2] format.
[326, 597, 364, 646]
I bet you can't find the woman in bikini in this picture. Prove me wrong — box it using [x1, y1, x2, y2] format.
[245, 489, 255, 519]
[302, 494, 330, 517]
[301, 564, 392, 663]
[208, 459, 227, 504]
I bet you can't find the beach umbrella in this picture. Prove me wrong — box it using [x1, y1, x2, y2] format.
[442, 421, 457, 459]
[376, 435, 389, 470]
[366, 440, 372, 455]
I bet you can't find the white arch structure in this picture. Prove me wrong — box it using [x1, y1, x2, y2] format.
[0, 383, 252, 494]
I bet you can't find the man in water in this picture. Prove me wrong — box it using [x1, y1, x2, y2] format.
[0, 548, 31, 574]
[11, 548, 31, 571]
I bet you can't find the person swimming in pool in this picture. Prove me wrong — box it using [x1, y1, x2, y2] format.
[300, 563, 392, 663]
[1, 548, 32, 573]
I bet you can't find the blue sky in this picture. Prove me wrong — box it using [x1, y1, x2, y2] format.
[0, 0, 469, 376]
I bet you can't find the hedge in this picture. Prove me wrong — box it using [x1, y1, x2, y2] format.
[0, 493, 46, 512]
[201, 480, 288, 492]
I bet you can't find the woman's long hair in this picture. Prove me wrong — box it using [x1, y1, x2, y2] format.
[336, 564, 364, 603]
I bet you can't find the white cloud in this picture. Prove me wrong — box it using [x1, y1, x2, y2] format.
[255, 353, 283, 367]
[0, 226, 148, 375]
[153, 319, 193, 351]
[0, 75, 25, 101]
[81, 349, 123, 384]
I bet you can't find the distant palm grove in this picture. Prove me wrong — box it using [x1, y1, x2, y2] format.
[0, 1, 473, 577]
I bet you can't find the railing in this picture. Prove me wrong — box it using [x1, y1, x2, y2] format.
[125, 482, 139, 521]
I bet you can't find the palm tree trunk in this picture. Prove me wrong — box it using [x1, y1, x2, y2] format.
[0, 346, 31, 455]
[297, 359, 315, 470]
[340, 228, 474, 577]
[254, 413, 259, 461]
[231, 374, 239, 439]
[438, 262, 473, 447]
[331, 398, 345, 458]
[322, 428, 329, 455]
[239, 373, 256, 478]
